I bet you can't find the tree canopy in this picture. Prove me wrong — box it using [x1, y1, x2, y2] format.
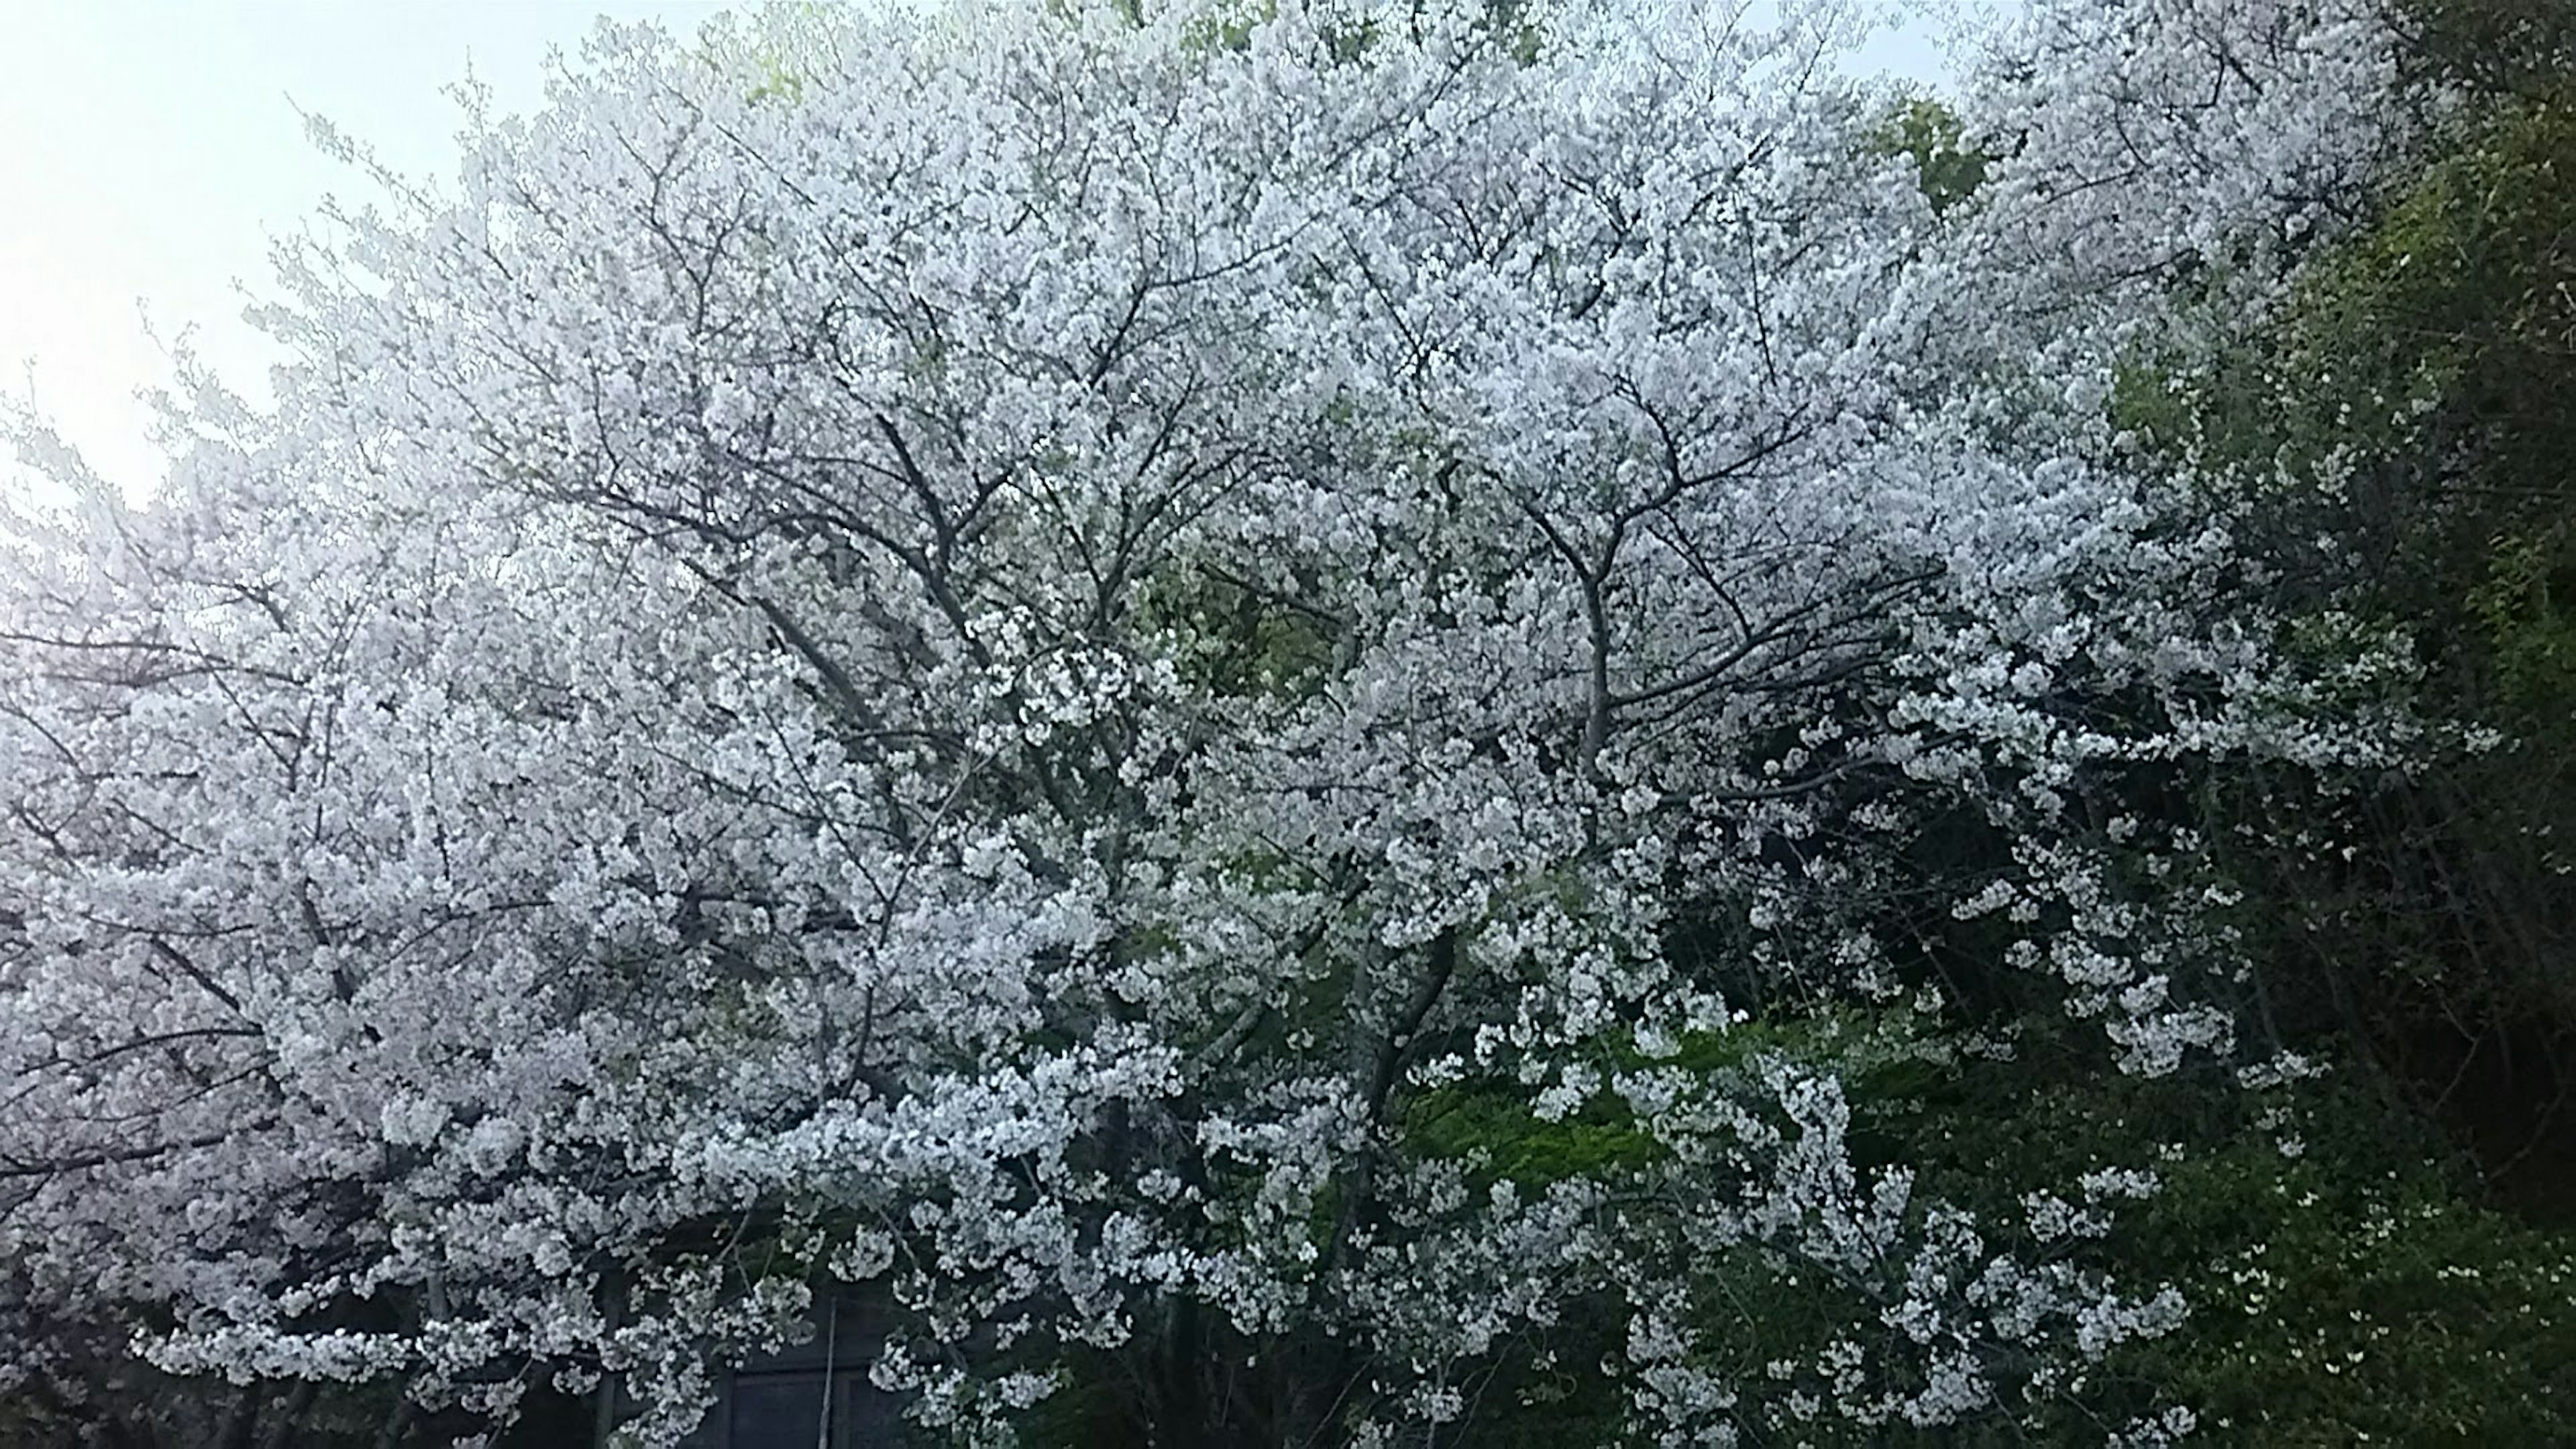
[3, 1, 2569, 1445]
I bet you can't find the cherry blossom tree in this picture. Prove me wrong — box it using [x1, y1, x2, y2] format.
[0, 1, 2420, 1444]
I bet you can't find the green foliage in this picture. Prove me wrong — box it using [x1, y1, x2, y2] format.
[2106, 5, 2576, 1224]
[706, 1, 842, 105]
[1401, 1009, 1957, 1194]
[2468, 527, 2576, 710]
[1865, 1032, 2576, 1445]
[2149, 1169, 2576, 1443]
[1180, 0, 1277, 53]
[1138, 563, 1340, 700]
[1404, 1081, 1663, 1185]
[2204, 77, 2576, 678]
[1869, 97, 1993, 213]
[2396, 0, 2576, 99]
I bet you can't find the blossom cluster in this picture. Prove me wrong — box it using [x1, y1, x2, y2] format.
[0, 0, 2416, 1442]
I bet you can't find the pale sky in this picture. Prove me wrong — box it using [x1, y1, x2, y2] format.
[1, 1, 1962, 504]
[1, 1, 733, 500]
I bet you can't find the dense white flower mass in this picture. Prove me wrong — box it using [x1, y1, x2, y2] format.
[0, 0, 2416, 1443]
